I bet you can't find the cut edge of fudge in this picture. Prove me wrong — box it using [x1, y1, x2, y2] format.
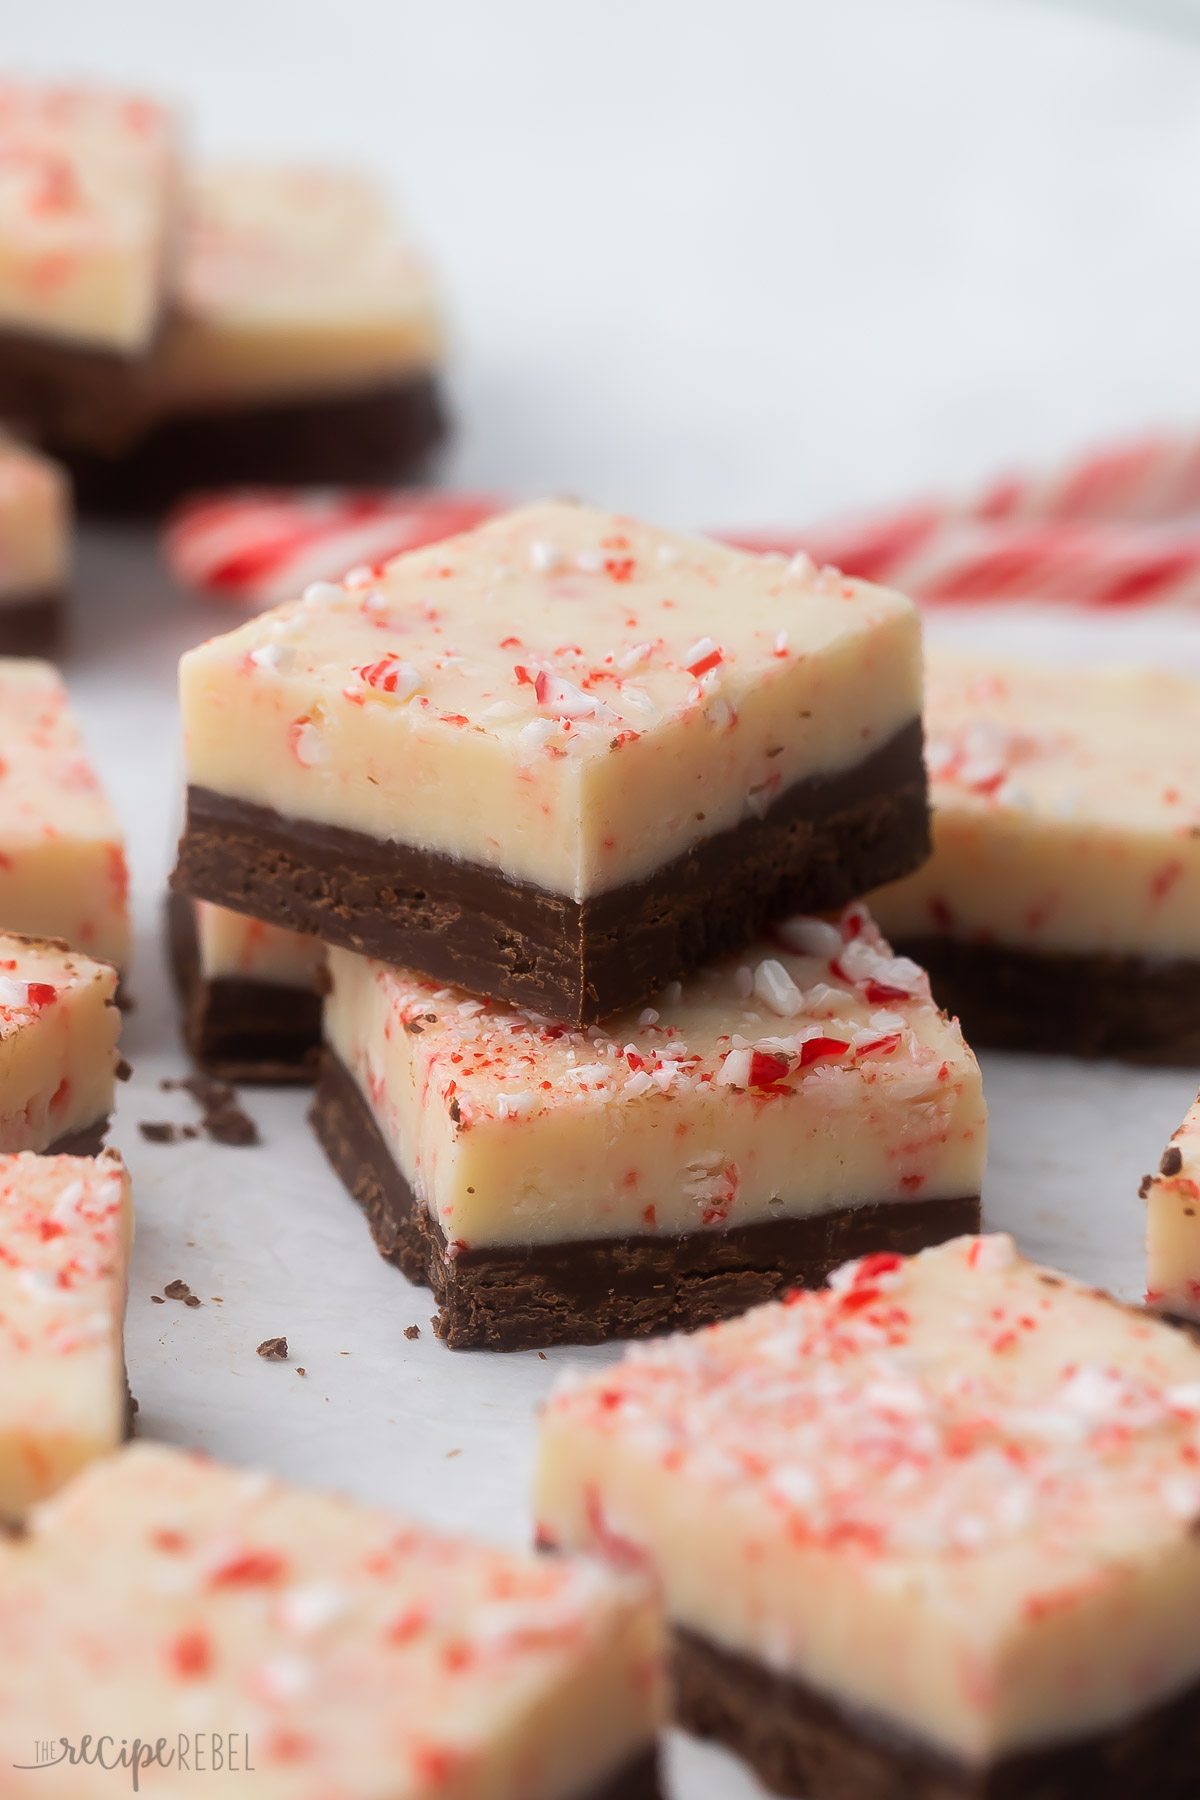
[309, 1047, 980, 1351]
[0, 930, 120, 1155]
[891, 935, 1200, 1066]
[174, 715, 928, 1027]
[165, 890, 321, 1085]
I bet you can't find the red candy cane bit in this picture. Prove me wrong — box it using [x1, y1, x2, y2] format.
[748, 1050, 791, 1090]
[167, 1628, 212, 1679]
[853, 1252, 904, 1282]
[862, 980, 911, 1004]
[605, 556, 635, 582]
[24, 982, 56, 1012]
[685, 642, 724, 678]
[856, 1032, 901, 1059]
[798, 1036, 849, 1067]
[207, 1548, 287, 1588]
[514, 664, 536, 686]
[354, 655, 414, 695]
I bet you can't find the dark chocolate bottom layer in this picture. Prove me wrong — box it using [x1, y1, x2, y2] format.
[896, 935, 1200, 1066]
[59, 373, 447, 516]
[582, 1748, 661, 1800]
[673, 1627, 1200, 1799]
[0, 589, 63, 658]
[173, 719, 929, 1027]
[310, 1049, 979, 1352]
[44, 1114, 109, 1156]
[166, 891, 321, 1085]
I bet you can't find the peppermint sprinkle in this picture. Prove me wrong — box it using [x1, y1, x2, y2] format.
[753, 959, 805, 1018]
[301, 581, 343, 607]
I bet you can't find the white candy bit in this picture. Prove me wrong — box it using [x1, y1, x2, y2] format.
[925, 738, 957, 778]
[249, 643, 292, 671]
[1167, 1383, 1200, 1414]
[343, 565, 376, 590]
[969, 1233, 1016, 1273]
[773, 629, 788, 655]
[775, 915, 842, 960]
[997, 780, 1033, 811]
[1160, 1475, 1200, 1522]
[363, 589, 389, 614]
[253, 1654, 313, 1701]
[529, 539, 562, 574]
[753, 959, 805, 1018]
[618, 685, 658, 720]
[717, 1046, 753, 1088]
[0, 976, 29, 1008]
[785, 550, 816, 581]
[638, 1008, 660, 1027]
[706, 698, 734, 733]
[292, 721, 326, 767]
[301, 580, 344, 606]
[537, 671, 619, 723]
[576, 546, 606, 572]
[683, 635, 722, 675]
[280, 1581, 351, 1636]
[655, 542, 681, 568]
[17, 1268, 58, 1301]
[479, 700, 526, 724]
[617, 642, 654, 672]
[456, 999, 485, 1018]
[496, 1090, 534, 1120]
[518, 718, 560, 753]
[624, 1070, 654, 1097]
[734, 965, 754, 1000]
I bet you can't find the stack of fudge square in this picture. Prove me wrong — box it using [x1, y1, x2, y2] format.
[0, 75, 446, 654]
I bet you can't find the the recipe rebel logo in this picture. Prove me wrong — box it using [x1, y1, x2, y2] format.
[13, 1736, 256, 1790]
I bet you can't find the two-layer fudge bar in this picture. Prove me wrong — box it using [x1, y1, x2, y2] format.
[0, 931, 120, 1153]
[168, 892, 324, 1082]
[0, 1149, 131, 1522]
[174, 502, 928, 1025]
[0, 81, 178, 451]
[1143, 1090, 1200, 1325]
[0, 1442, 665, 1799]
[537, 1233, 1200, 1799]
[313, 903, 985, 1348]
[67, 163, 446, 512]
[870, 648, 1200, 1061]
[0, 659, 129, 967]
[0, 438, 69, 655]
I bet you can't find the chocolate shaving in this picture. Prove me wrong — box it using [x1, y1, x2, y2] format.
[256, 1336, 288, 1360]
[150, 1294, 164, 1304]
[163, 1279, 201, 1308]
[139, 1122, 182, 1143]
[1161, 1145, 1184, 1177]
[404, 1324, 420, 1340]
[448, 1097, 461, 1123]
[162, 1074, 260, 1147]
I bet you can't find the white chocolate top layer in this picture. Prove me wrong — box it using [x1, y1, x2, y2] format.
[154, 163, 443, 409]
[0, 439, 68, 601]
[180, 502, 922, 900]
[324, 903, 985, 1248]
[1145, 1089, 1200, 1322]
[0, 660, 130, 967]
[0, 1149, 131, 1522]
[535, 1234, 1200, 1764]
[0, 1442, 664, 1799]
[0, 931, 120, 1151]
[0, 81, 177, 352]
[870, 649, 1200, 959]
[194, 899, 323, 990]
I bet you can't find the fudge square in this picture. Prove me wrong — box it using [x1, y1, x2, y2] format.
[312, 903, 985, 1350]
[0, 1149, 131, 1523]
[1143, 1088, 1200, 1324]
[0, 1442, 665, 1800]
[0, 82, 178, 454]
[870, 648, 1200, 1063]
[174, 501, 928, 1025]
[535, 1233, 1200, 1800]
[0, 660, 130, 967]
[68, 161, 446, 513]
[0, 439, 70, 657]
[0, 931, 120, 1154]
[168, 892, 324, 1083]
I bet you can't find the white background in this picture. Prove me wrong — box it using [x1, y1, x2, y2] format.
[8, 3, 1200, 1794]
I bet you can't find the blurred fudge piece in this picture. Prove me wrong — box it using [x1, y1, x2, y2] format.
[0, 439, 69, 655]
[536, 1233, 1200, 1800]
[0, 1441, 665, 1800]
[65, 163, 446, 513]
[870, 648, 1200, 1061]
[168, 892, 324, 1083]
[0, 931, 120, 1153]
[0, 81, 178, 449]
[0, 659, 129, 967]
[174, 502, 928, 1025]
[1144, 1088, 1200, 1324]
[0, 1148, 131, 1522]
[313, 903, 984, 1349]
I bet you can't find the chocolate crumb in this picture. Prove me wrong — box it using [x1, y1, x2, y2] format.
[448, 1097, 461, 1123]
[538, 1350, 547, 1360]
[445, 1449, 461, 1459]
[1139, 1174, 1154, 1199]
[163, 1279, 193, 1300]
[150, 1294, 164, 1304]
[296, 1367, 307, 1377]
[139, 1121, 182, 1143]
[404, 1019, 424, 1034]
[115, 1058, 133, 1082]
[256, 1336, 288, 1361]
[163, 1075, 260, 1147]
[184, 1294, 201, 1309]
[1037, 1274, 1063, 1287]
[404, 1324, 420, 1340]
[1161, 1145, 1184, 1177]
